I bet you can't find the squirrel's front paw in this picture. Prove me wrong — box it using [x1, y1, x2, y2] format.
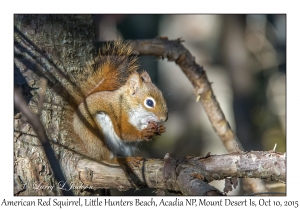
[141, 122, 157, 141]
[141, 121, 166, 141]
[156, 124, 166, 135]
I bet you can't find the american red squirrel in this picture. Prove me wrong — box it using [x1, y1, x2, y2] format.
[68, 40, 168, 164]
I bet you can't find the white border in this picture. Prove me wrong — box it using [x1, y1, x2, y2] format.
[2, 1, 298, 209]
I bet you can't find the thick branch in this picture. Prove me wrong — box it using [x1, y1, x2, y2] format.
[76, 151, 285, 195]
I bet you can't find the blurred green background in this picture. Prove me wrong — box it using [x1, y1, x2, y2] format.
[94, 14, 286, 195]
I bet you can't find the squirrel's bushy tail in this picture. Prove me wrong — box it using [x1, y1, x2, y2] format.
[69, 40, 139, 105]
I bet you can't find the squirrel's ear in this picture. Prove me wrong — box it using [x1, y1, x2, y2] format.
[128, 73, 141, 95]
[140, 71, 152, 83]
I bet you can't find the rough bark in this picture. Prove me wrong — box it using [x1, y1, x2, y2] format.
[77, 151, 285, 188]
[14, 14, 96, 196]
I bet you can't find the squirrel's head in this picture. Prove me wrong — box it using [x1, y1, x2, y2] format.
[125, 71, 168, 129]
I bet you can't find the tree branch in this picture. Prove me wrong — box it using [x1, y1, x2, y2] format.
[76, 151, 285, 195]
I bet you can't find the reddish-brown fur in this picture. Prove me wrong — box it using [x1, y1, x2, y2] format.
[65, 40, 167, 164]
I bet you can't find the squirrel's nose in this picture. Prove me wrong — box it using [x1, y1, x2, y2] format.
[160, 114, 168, 122]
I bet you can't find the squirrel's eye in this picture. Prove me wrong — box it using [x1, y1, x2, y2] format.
[144, 97, 156, 108]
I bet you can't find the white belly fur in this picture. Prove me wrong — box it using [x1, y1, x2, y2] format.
[95, 113, 137, 157]
[95, 105, 158, 157]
